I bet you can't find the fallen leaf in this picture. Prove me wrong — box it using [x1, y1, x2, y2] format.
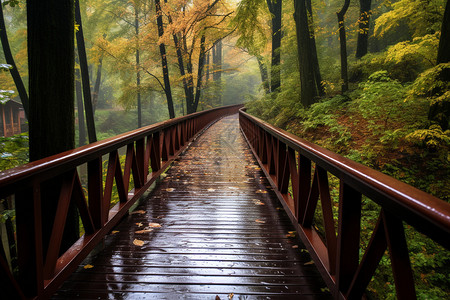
[156, 215, 165, 219]
[215, 296, 221, 300]
[165, 188, 175, 192]
[255, 189, 267, 194]
[292, 245, 299, 249]
[207, 188, 216, 192]
[135, 229, 153, 234]
[135, 222, 143, 227]
[286, 231, 296, 238]
[133, 239, 145, 246]
[304, 261, 315, 265]
[130, 210, 146, 215]
[252, 199, 265, 205]
[83, 264, 94, 269]
[255, 219, 266, 223]
[111, 230, 119, 235]
[228, 293, 234, 299]
[149, 222, 162, 228]
[228, 187, 238, 190]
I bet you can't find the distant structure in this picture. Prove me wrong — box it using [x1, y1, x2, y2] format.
[0, 98, 27, 137]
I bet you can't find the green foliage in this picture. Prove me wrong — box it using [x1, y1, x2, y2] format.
[374, 0, 445, 39]
[0, 133, 28, 171]
[351, 34, 439, 83]
[0, 64, 15, 103]
[406, 125, 450, 149]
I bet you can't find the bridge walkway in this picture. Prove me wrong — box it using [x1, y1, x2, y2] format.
[53, 115, 331, 299]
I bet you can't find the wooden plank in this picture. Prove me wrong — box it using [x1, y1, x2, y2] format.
[54, 115, 331, 299]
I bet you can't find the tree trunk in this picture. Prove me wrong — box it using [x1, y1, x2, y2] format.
[76, 54, 86, 147]
[75, 0, 97, 142]
[135, 6, 142, 127]
[193, 35, 206, 112]
[355, 0, 372, 58]
[0, 3, 29, 118]
[212, 40, 223, 107]
[266, 0, 282, 93]
[437, 0, 450, 64]
[294, 0, 316, 106]
[337, 0, 350, 93]
[92, 55, 103, 113]
[256, 55, 270, 94]
[155, 0, 175, 119]
[27, 0, 78, 259]
[306, 0, 324, 96]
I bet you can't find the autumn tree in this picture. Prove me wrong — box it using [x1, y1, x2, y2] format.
[233, 0, 271, 94]
[162, 0, 234, 114]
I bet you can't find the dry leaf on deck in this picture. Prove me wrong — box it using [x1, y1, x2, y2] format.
[255, 219, 266, 223]
[149, 222, 162, 228]
[130, 210, 146, 215]
[133, 239, 145, 246]
[83, 264, 94, 269]
[135, 229, 153, 234]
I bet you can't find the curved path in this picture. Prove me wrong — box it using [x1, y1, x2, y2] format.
[54, 115, 331, 299]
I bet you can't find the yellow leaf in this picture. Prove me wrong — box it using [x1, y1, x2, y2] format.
[255, 219, 266, 223]
[133, 239, 145, 246]
[304, 261, 315, 265]
[165, 188, 175, 192]
[136, 222, 143, 227]
[149, 222, 162, 228]
[228, 293, 234, 299]
[292, 245, 299, 249]
[135, 229, 153, 234]
[131, 210, 146, 215]
[83, 264, 94, 269]
[207, 188, 216, 192]
[111, 230, 119, 234]
[255, 189, 267, 194]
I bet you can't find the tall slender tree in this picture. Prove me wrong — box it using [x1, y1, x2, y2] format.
[0, 1, 28, 117]
[27, 0, 78, 257]
[294, 0, 316, 106]
[75, 0, 97, 141]
[266, 0, 282, 92]
[337, 0, 350, 93]
[355, 0, 372, 58]
[155, 0, 175, 118]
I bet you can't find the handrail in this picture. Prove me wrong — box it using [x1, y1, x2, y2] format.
[239, 108, 450, 300]
[0, 104, 243, 299]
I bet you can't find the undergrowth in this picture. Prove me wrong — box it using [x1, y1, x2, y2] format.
[245, 70, 450, 299]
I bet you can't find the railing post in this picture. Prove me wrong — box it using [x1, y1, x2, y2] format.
[336, 182, 362, 298]
[88, 157, 103, 228]
[15, 185, 43, 298]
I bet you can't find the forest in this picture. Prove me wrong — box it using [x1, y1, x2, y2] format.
[0, 0, 449, 298]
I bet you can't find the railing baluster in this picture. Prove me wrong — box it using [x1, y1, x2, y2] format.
[336, 182, 362, 298]
[298, 154, 311, 223]
[88, 157, 103, 228]
[383, 210, 416, 299]
[15, 184, 43, 297]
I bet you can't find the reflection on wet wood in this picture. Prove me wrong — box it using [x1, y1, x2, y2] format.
[54, 115, 331, 299]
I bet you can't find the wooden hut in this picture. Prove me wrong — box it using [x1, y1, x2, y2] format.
[0, 99, 27, 137]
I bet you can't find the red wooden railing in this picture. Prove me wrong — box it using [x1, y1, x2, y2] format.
[239, 109, 450, 299]
[0, 104, 242, 299]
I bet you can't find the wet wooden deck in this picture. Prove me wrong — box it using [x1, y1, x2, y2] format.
[53, 115, 332, 299]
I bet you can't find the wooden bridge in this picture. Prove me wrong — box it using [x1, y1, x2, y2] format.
[1, 105, 449, 299]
